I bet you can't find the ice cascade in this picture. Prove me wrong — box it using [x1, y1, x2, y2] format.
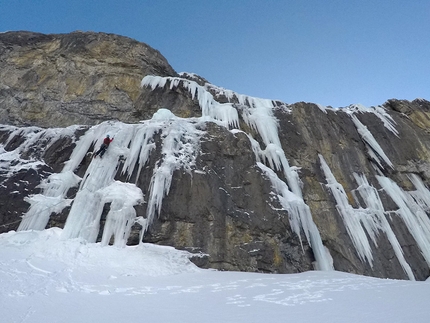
[377, 175, 430, 267]
[258, 163, 333, 271]
[18, 113, 203, 245]
[142, 75, 334, 270]
[319, 154, 415, 279]
[12, 126, 83, 231]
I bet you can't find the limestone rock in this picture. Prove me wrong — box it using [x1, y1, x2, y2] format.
[0, 31, 177, 127]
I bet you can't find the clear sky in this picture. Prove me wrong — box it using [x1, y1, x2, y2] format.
[1, 0, 429, 107]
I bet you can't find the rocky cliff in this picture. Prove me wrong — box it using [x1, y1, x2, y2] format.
[1, 31, 430, 281]
[0, 31, 176, 127]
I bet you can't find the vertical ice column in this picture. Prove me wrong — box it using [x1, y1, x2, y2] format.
[61, 122, 134, 241]
[258, 162, 333, 271]
[60, 189, 105, 241]
[99, 182, 143, 247]
[18, 171, 81, 231]
[17, 126, 85, 231]
[101, 202, 136, 247]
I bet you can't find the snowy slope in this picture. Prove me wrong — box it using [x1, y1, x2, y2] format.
[1, 229, 430, 323]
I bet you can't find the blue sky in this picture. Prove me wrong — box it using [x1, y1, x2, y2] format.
[1, 0, 429, 107]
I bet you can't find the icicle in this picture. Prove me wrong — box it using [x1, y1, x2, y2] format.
[141, 75, 239, 128]
[345, 104, 399, 137]
[319, 154, 375, 265]
[235, 94, 304, 198]
[377, 175, 430, 266]
[142, 113, 203, 235]
[203, 81, 333, 270]
[320, 153, 425, 279]
[316, 104, 328, 113]
[372, 105, 399, 137]
[141, 75, 305, 201]
[408, 174, 430, 213]
[120, 123, 158, 181]
[353, 173, 415, 280]
[15, 126, 84, 231]
[350, 114, 394, 169]
[0, 125, 79, 180]
[258, 162, 333, 271]
[99, 181, 143, 247]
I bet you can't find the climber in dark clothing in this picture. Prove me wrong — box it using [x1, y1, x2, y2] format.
[94, 135, 114, 158]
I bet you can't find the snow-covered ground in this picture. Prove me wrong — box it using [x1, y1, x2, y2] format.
[1, 229, 429, 323]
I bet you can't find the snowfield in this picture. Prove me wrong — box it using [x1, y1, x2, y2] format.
[1, 229, 429, 323]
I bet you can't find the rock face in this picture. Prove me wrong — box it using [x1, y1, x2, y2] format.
[0, 31, 176, 127]
[1, 31, 430, 281]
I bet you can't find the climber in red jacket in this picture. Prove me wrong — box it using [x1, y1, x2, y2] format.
[93, 135, 114, 158]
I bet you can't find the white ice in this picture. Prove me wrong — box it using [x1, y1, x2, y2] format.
[141, 75, 332, 268]
[377, 175, 430, 267]
[319, 154, 422, 279]
[344, 103, 399, 137]
[14, 110, 203, 245]
[350, 114, 394, 169]
[11, 75, 403, 278]
[258, 162, 333, 271]
[143, 109, 203, 233]
[142, 75, 239, 128]
[319, 154, 376, 265]
[4, 125, 84, 231]
[0, 125, 79, 178]
[353, 172, 415, 280]
[18, 171, 80, 231]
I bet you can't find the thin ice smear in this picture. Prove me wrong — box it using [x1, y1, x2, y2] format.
[319, 154, 375, 265]
[344, 103, 399, 137]
[319, 154, 416, 280]
[353, 172, 414, 280]
[350, 114, 394, 169]
[258, 162, 333, 271]
[377, 175, 430, 267]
